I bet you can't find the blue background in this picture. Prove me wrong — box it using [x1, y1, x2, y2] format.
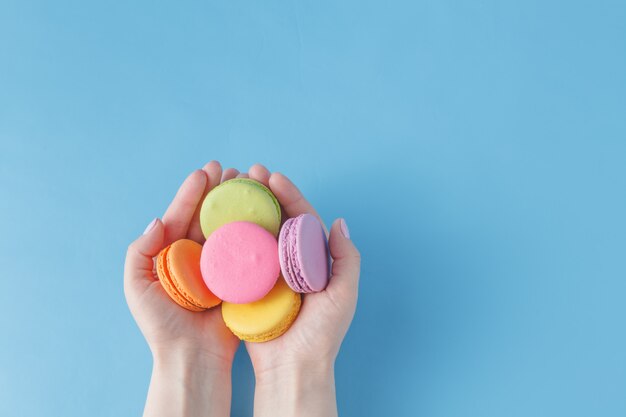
[1, 1, 625, 416]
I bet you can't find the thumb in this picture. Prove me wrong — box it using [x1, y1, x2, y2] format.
[124, 218, 165, 297]
[325, 218, 361, 302]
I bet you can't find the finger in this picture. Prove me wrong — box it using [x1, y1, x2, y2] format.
[269, 172, 326, 232]
[188, 161, 223, 243]
[124, 218, 165, 295]
[221, 168, 239, 182]
[325, 218, 361, 303]
[248, 163, 271, 187]
[204, 160, 223, 190]
[236, 172, 249, 178]
[161, 170, 207, 246]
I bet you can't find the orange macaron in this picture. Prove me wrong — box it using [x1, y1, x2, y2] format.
[156, 239, 221, 311]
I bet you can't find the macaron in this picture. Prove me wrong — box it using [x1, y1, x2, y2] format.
[222, 278, 301, 342]
[278, 213, 331, 293]
[156, 239, 221, 311]
[200, 221, 280, 304]
[199, 178, 281, 238]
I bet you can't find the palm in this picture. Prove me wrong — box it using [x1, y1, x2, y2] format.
[130, 276, 238, 361]
[244, 165, 358, 374]
[246, 290, 352, 372]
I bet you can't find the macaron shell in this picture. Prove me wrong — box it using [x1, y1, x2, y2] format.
[157, 245, 204, 312]
[279, 214, 330, 293]
[221, 278, 301, 342]
[296, 214, 330, 292]
[167, 239, 221, 308]
[156, 239, 221, 311]
[199, 178, 281, 238]
[201, 222, 280, 304]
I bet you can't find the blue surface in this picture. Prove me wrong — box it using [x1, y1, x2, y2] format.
[1, 1, 625, 416]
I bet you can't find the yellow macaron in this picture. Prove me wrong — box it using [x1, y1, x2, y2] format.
[221, 278, 301, 342]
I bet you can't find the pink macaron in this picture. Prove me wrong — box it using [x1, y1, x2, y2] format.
[200, 221, 280, 304]
[278, 213, 330, 293]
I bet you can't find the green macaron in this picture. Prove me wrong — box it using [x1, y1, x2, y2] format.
[199, 178, 281, 238]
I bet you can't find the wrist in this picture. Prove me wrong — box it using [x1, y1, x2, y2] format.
[144, 347, 233, 417]
[152, 345, 233, 376]
[254, 361, 337, 417]
[254, 359, 334, 387]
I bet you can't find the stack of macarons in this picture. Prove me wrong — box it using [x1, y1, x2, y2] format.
[155, 178, 331, 342]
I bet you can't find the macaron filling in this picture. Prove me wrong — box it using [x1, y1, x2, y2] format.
[281, 216, 313, 292]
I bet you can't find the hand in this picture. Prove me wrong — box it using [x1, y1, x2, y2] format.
[124, 161, 242, 417]
[245, 164, 362, 417]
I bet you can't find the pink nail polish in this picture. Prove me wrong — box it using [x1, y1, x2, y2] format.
[340, 218, 350, 239]
[143, 218, 158, 235]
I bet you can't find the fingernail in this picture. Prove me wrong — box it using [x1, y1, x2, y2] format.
[340, 218, 350, 239]
[143, 218, 158, 235]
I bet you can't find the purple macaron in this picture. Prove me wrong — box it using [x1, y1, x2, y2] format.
[278, 213, 330, 293]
